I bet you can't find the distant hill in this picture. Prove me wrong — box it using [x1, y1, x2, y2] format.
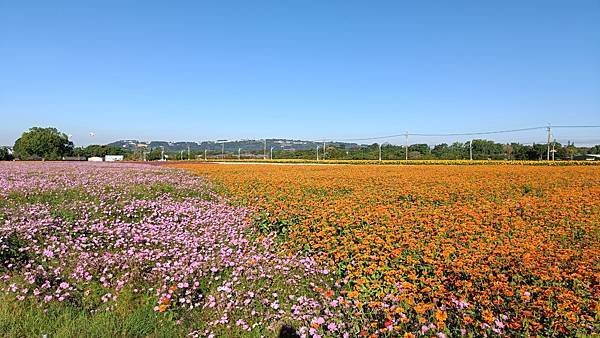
[107, 139, 362, 152]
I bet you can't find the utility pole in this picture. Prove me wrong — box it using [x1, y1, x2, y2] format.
[552, 139, 556, 161]
[263, 139, 267, 160]
[378, 143, 382, 162]
[221, 142, 225, 159]
[270, 147, 274, 160]
[238, 148, 241, 160]
[187, 145, 190, 160]
[316, 145, 320, 161]
[204, 149, 207, 161]
[469, 140, 473, 161]
[161, 146, 165, 161]
[180, 150, 184, 160]
[404, 132, 409, 160]
[546, 124, 551, 161]
[323, 141, 326, 159]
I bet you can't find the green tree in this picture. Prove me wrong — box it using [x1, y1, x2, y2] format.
[431, 143, 449, 159]
[530, 144, 547, 160]
[408, 144, 431, 157]
[73, 145, 128, 158]
[588, 145, 600, 154]
[448, 142, 468, 159]
[471, 139, 504, 159]
[13, 127, 73, 160]
[145, 148, 164, 161]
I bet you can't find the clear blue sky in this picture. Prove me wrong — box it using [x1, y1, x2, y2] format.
[1, 1, 599, 146]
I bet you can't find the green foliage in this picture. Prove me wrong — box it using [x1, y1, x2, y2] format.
[471, 139, 504, 159]
[0, 232, 30, 271]
[588, 145, 600, 154]
[0, 147, 13, 161]
[72, 145, 129, 158]
[270, 140, 599, 161]
[254, 211, 301, 236]
[13, 127, 73, 160]
[145, 148, 164, 161]
[408, 143, 431, 157]
[431, 143, 467, 159]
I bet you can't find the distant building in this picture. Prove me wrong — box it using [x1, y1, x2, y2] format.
[104, 155, 124, 162]
[580, 154, 600, 161]
[88, 157, 103, 162]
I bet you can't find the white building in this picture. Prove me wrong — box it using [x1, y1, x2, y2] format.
[88, 157, 103, 162]
[105, 155, 124, 162]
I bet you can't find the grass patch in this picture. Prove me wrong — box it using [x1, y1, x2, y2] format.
[0, 293, 181, 338]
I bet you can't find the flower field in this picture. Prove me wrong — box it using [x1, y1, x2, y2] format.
[0, 163, 354, 337]
[173, 163, 600, 337]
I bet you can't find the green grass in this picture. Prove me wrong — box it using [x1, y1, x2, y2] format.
[0, 293, 182, 338]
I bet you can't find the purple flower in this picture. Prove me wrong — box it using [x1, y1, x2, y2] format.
[327, 322, 337, 331]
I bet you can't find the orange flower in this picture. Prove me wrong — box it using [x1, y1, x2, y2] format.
[347, 290, 359, 299]
[435, 310, 448, 323]
[414, 303, 430, 315]
[171, 162, 600, 336]
[482, 309, 494, 323]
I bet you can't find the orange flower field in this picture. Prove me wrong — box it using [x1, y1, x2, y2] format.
[173, 163, 599, 336]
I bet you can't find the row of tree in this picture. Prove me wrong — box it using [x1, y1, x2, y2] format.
[2, 127, 600, 161]
[263, 141, 599, 161]
[148, 141, 600, 161]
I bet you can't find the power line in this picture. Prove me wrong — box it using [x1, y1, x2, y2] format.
[319, 125, 600, 142]
[553, 125, 600, 129]
[411, 126, 546, 137]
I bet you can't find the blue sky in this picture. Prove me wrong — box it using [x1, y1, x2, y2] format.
[1, 1, 599, 146]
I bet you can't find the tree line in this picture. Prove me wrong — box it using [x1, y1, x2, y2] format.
[131, 140, 600, 161]
[268, 141, 598, 161]
[2, 127, 599, 161]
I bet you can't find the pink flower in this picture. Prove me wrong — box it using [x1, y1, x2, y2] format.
[43, 248, 54, 258]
